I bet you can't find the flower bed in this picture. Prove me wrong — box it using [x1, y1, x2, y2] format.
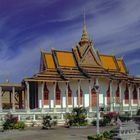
[87, 130, 114, 140]
[65, 107, 88, 127]
[3, 113, 25, 130]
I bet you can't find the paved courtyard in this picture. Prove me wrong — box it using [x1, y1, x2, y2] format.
[0, 126, 115, 140]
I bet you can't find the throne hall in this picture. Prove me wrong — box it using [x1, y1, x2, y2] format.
[0, 18, 140, 123]
[22, 18, 140, 114]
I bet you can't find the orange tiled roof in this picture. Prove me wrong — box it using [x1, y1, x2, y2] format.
[99, 55, 118, 70]
[117, 59, 127, 73]
[44, 53, 55, 69]
[56, 51, 76, 67]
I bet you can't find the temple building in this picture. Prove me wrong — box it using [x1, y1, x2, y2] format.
[20, 17, 140, 115]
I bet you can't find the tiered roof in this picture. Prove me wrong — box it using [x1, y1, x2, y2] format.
[24, 17, 140, 84]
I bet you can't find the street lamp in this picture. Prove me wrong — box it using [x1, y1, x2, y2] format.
[94, 83, 100, 135]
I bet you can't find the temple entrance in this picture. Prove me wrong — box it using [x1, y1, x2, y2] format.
[116, 87, 120, 104]
[68, 84, 72, 105]
[56, 83, 61, 105]
[29, 82, 38, 109]
[106, 90, 110, 105]
[133, 88, 138, 104]
[91, 88, 96, 107]
[44, 83, 49, 105]
[124, 89, 129, 104]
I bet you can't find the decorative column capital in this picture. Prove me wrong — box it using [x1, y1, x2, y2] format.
[25, 81, 29, 87]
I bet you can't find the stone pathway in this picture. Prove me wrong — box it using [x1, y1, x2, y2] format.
[0, 126, 114, 140]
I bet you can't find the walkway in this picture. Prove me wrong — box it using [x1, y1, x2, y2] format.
[0, 126, 114, 140]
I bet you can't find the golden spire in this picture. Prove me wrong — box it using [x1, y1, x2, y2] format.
[80, 9, 89, 44]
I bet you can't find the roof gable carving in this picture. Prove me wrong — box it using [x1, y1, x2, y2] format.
[75, 44, 102, 67]
[80, 49, 100, 67]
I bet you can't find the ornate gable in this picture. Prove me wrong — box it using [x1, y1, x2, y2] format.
[80, 49, 100, 67]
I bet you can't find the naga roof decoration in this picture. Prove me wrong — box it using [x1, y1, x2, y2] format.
[116, 58, 127, 74]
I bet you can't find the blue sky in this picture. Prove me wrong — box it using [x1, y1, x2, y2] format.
[0, 0, 140, 83]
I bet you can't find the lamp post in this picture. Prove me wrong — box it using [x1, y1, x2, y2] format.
[94, 83, 100, 135]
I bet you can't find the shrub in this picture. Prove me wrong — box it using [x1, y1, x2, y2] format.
[65, 107, 88, 126]
[87, 134, 107, 140]
[42, 115, 58, 129]
[3, 113, 25, 130]
[103, 131, 114, 139]
[87, 130, 114, 140]
[119, 112, 131, 122]
[17, 121, 25, 129]
[52, 120, 57, 127]
[42, 115, 52, 129]
[136, 109, 140, 115]
[92, 119, 108, 127]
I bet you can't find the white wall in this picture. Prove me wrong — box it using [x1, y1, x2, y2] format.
[46, 82, 54, 108]
[80, 80, 89, 107]
[59, 82, 66, 108]
[38, 82, 42, 108]
[121, 81, 128, 107]
[69, 80, 78, 107]
[99, 77, 109, 106]
[36, 79, 137, 110]
[112, 80, 118, 106]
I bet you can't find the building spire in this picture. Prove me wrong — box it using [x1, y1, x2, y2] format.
[80, 9, 89, 45]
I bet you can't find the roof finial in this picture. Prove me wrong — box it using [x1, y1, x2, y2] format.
[80, 9, 89, 45]
[84, 8, 86, 26]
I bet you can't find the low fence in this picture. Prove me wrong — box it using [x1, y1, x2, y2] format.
[0, 106, 139, 127]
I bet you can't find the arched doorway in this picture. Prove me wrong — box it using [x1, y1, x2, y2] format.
[124, 88, 129, 104]
[91, 88, 96, 107]
[80, 89, 83, 105]
[106, 90, 110, 105]
[44, 83, 49, 105]
[133, 88, 138, 104]
[68, 84, 72, 105]
[56, 83, 61, 105]
[115, 86, 120, 104]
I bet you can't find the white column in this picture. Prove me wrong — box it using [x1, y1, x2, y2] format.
[0, 87, 2, 112]
[137, 87, 140, 108]
[24, 87, 26, 109]
[41, 82, 44, 112]
[66, 82, 68, 112]
[96, 78, 100, 134]
[110, 80, 113, 112]
[12, 87, 15, 111]
[53, 82, 56, 112]
[25, 81, 30, 112]
[119, 82, 123, 111]
[89, 80, 92, 112]
[128, 85, 132, 115]
[77, 80, 81, 107]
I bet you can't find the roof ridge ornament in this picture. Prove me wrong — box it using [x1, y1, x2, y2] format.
[80, 9, 89, 45]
